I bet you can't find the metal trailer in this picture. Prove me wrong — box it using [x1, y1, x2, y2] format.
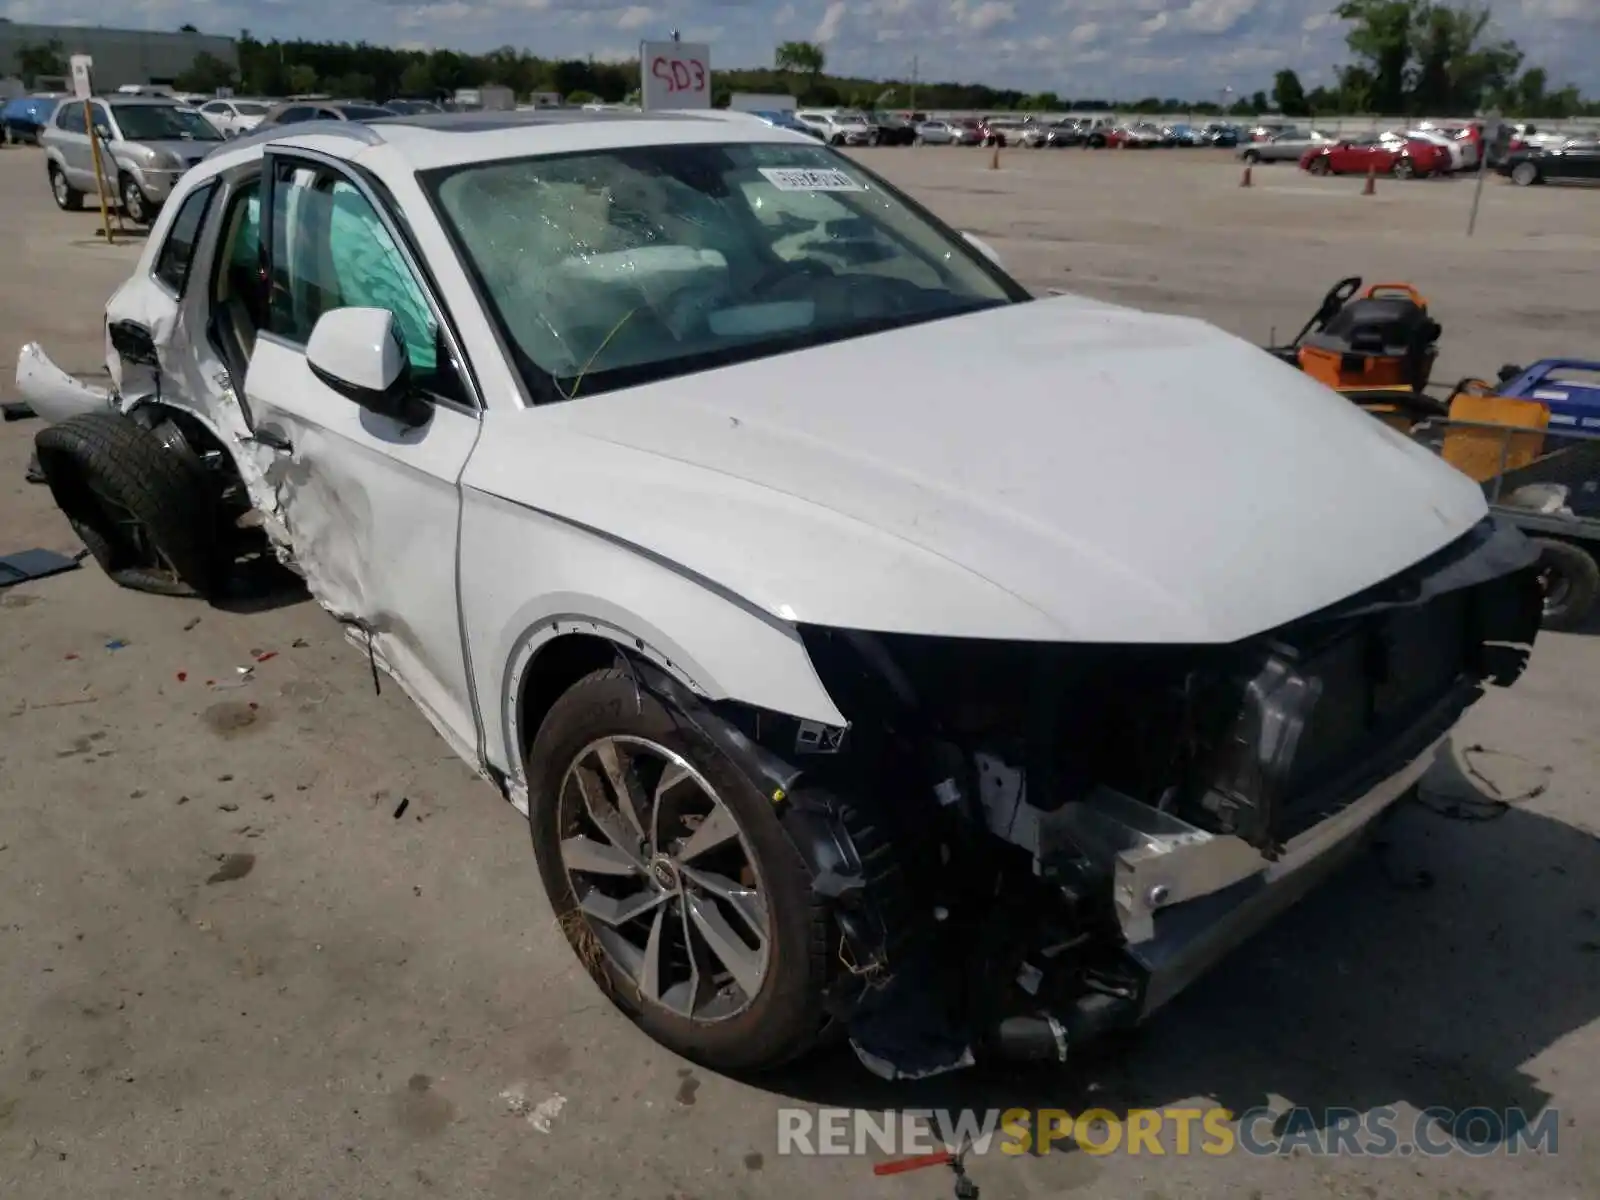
[1417, 415, 1600, 631]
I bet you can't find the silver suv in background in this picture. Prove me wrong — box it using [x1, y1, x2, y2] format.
[42, 95, 225, 224]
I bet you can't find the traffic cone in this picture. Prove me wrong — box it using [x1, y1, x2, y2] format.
[1240, 164, 1253, 187]
[989, 145, 1000, 170]
[1363, 165, 1376, 195]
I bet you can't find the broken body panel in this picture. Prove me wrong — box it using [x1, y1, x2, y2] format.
[15, 126, 1543, 1078]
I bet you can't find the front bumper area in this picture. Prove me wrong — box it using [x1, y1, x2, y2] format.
[1102, 726, 1444, 1015]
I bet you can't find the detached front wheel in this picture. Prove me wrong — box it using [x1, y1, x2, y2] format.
[527, 669, 831, 1072]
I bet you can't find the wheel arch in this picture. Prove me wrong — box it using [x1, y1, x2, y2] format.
[495, 602, 845, 814]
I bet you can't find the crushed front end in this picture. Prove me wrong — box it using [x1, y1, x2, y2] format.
[723, 517, 1542, 1079]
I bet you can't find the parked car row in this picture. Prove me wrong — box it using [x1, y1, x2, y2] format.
[909, 116, 1244, 149]
[31, 90, 454, 226]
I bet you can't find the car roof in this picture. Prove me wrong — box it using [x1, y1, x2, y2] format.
[199, 109, 816, 177]
[99, 95, 184, 106]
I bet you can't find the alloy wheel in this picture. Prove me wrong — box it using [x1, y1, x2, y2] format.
[557, 735, 770, 1023]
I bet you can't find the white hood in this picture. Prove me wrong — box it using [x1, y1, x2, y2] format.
[488, 294, 1488, 644]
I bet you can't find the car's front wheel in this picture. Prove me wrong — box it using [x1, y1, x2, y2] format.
[527, 669, 831, 1072]
[1307, 156, 1331, 176]
[1511, 161, 1541, 187]
[48, 163, 83, 210]
[119, 174, 155, 225]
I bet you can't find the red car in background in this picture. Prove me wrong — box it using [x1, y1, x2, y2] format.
[1299, 134, 1451, 179]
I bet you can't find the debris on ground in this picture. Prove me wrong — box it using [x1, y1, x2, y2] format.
[183, 617, 201, 632]
[205, 853, 255, 884]
[1, 401, 37, 421]
[499, 1084, 567, 1132]
[393, 798, 410, 819]
[104, 639, 128, 651]
[0, 549, 81, 588]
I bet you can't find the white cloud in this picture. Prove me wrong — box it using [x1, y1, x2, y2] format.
[1068, 21, 1099, 44]
[1177, 0, 1260, 36]
[814, 0, 847, 41]
[1139, 11, 1167, 34]
[966, 0, 1015, 32]
[616, 5, 655, 30]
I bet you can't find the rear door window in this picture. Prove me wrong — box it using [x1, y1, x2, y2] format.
[153, 183, 217, 295]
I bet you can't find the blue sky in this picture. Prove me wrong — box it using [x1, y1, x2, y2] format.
[4, 0, 1597, 98]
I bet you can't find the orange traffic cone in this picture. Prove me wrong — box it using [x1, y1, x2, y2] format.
[989, 145, 1000, 170]
[1363, 165, 1376, 195]
[1240, 164, 1253, 187]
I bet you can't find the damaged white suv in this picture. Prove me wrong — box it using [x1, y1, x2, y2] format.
[19, 111, 1542, 1080]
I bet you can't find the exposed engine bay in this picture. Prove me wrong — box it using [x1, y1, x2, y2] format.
[670, 517, 1542, 1079]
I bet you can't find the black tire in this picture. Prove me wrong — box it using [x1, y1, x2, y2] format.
[48, 162, 83, 211]
[1531, 538, 1599, 632]
[1308, 156, 1331, 176]
[33, 411, 220, 598]
[1510, 161, 1541, 187]
[120, 173, 154, 225]
[527, 669, 831, 1072]
[1392, 157, 1415, 180]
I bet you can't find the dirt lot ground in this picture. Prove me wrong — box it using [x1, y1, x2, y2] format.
[1, 141, 1597, 1200]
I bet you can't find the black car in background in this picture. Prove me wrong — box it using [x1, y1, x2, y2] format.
[2, 95, 61, 145]
[1202, 122, 1241, 148]
[1497, 138, 1600, 186]
[867, 111, 918, 145]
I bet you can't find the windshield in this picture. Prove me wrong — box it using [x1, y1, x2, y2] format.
[425, 141, 1023, 400]
[111, 104, 223, 141]
[233, 101, 270, 116]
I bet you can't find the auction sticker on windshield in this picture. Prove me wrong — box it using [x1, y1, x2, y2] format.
[760, 167, 865, 192]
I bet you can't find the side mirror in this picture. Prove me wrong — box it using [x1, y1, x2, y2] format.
[961, 231, 1005, 270]
[305, 307, 429, 426]
[93, 123, 112, 139]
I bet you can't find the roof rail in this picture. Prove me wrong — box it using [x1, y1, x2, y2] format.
[223, 119, 387, 155]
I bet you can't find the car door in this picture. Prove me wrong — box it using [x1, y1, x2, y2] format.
[53, 101, 93, 187]
[242, 151, 484, 757]
[1560, 141, 1600, 180]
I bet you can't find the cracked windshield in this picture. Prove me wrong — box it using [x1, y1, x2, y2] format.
[427, 141, 1018, 398]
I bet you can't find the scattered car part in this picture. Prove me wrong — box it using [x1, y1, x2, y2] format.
[0, 547, 82, 588]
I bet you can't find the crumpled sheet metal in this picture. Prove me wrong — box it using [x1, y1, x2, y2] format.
[14, 343, 112, 425]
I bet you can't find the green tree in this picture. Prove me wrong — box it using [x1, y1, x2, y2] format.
[175, 52, 238, 94]
[1335, 0, 1419, 112]
[286, 63, 319, 94]
[775, 40, 825, 89]
[17, 39, 68, 85]
[1409, 2, 1521, 111]
[1250, 89, 1269, 113]
[1272, 69, 1310, 115]
[398, 60, 435, 97]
